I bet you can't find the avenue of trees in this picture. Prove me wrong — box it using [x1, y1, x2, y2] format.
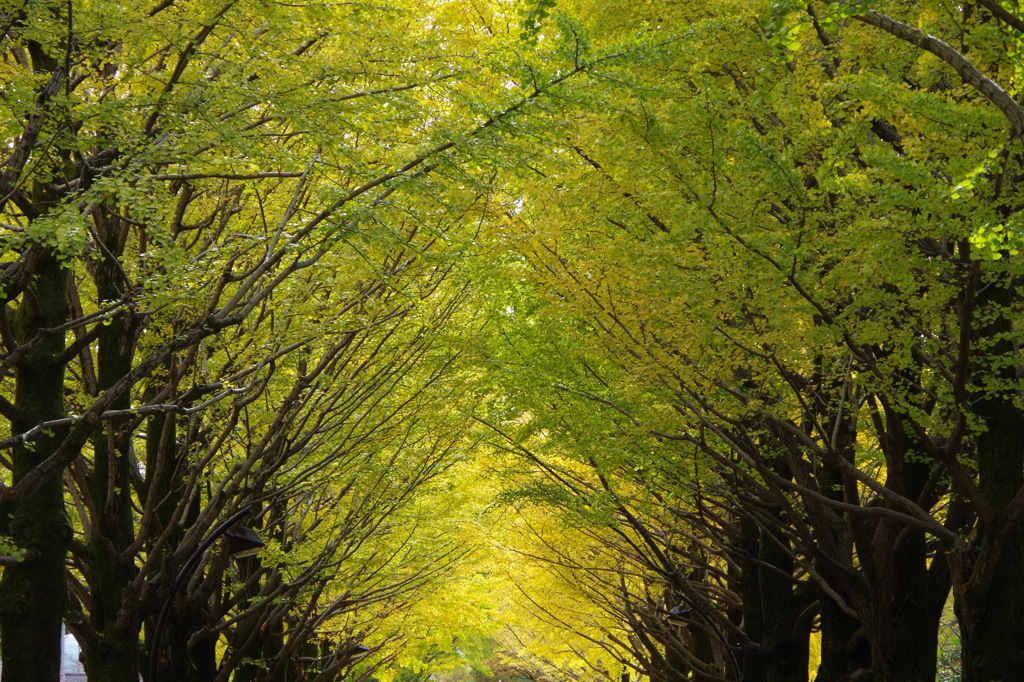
[4, 1, 1024, 682]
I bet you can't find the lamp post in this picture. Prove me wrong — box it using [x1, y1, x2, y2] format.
[148, 505, 265, 682]
[665, 596, 740, 678]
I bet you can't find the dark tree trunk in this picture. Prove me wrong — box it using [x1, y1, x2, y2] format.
[870, 523, 945, 682]
[956, 395, 1024, 681]
[232, 616, 286, 682]
[731, 512, 813, 682]
[954, 277, 1024, 682]
[812, 459, 871, 682]
[816, 595, 871, 682]
[860, 418, 947, 682]
[757, 525, 813, 682]
[0, 252, 71, 682]
[154, 606, 214, 681]
[142, 352, 205, 682]
[81, 214, 144, 682]
[733, 517, 766, 682]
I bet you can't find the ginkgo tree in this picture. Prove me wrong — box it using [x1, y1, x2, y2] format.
[472, 0, 1024, 681]
[0, 0, 647, 680]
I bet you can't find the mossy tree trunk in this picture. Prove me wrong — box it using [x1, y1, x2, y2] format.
[950, 275, 1024, 682]
[0, 252, 71, 682]
[80, 209, 144, 682]
[954, 275, 1024, 680]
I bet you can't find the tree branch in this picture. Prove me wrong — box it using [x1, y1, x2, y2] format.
[976, 0, 1024, 36]
[853, 8, 1024, 135]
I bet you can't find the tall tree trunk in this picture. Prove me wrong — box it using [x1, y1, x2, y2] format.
[757, 525, 812, 682]
[142, 373, 225, 682]
[733, 517, 766, 682]
[952, 276, 1024, 681]
[956, 398, 1024, 681]
[81, 218, 143, 682]
[812, 462, 871, 682]
[861, 419, 947, 682]
[731, 505, 813, 682]
[956, 394, 1024, 680]
[0, 252, 71, 682]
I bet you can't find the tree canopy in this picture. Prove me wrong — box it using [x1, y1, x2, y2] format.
[5, 1, 1024, 681]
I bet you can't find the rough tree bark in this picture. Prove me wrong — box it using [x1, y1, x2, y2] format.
[0, 252, 72, 682]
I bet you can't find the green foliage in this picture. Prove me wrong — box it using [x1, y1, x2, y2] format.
[0, 0, 606, 678]
[518, 0, 559, 44]
[461, 0, 1024, 679]
[0, 536, 24, 564]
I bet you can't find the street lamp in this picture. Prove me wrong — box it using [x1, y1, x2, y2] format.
[148, 505, 265, 681]
[665, 595, 739, 677]
[665, 604, 693, 627]
[226, 527, 265, 558]
[344, 643, 372, 661]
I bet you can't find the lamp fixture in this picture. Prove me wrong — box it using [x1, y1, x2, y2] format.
[149, 506, 265, 682]
[665, 604, 693, 626]
[226, 527, 265, 558]
[347, 643, 372, 661]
